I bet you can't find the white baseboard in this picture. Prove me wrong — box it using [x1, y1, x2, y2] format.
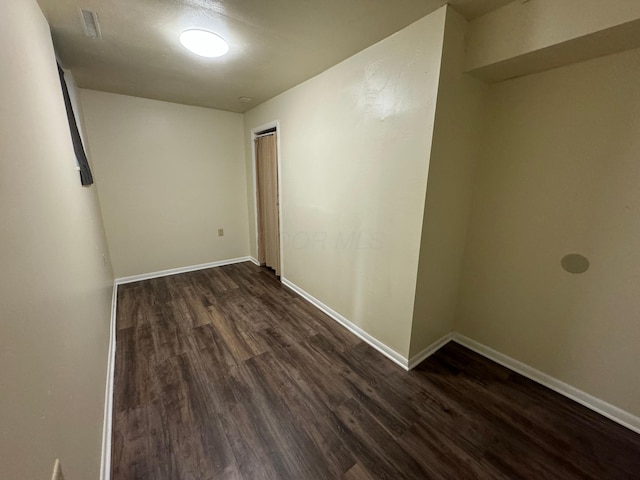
[452, 332, 640, 435]
[249, 257, 260, 266]
[115, 256, 254, 285]
[407, 332, 453, 370]
[281, 277, 410, 370]
[100, 282, 118, 480]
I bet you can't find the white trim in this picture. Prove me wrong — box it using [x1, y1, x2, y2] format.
[100, 281, 118, 480]
[51, 458, 62, 480]
[250, 129, 260, 264]
[275, 127, 283, 276]
[251, 121, 284, 278]
[407, 332, 453, 370]
[249, 256, 260, 266]
[114, 257, 253, 285]
[452, 332, 640, 435]
[281, 277, 409, 370]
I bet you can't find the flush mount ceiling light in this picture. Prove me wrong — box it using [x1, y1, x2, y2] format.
[179, 29, 229, 58]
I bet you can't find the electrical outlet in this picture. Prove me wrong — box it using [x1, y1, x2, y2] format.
[51, 459, 65, 480]
[217, 228, 224, 237]
[102, 253, 108, 266]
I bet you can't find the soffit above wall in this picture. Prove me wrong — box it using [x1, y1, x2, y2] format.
[37, 0, 511, 113]
[466, 0, 640, 82]
[469, 19, 640, 82]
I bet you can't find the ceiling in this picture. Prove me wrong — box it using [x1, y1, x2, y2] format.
[38, 0, 512, 113]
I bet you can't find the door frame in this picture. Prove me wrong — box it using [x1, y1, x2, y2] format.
[251, 120, 284, 277]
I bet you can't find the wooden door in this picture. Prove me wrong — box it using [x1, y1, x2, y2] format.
[255, 133, 280, 276]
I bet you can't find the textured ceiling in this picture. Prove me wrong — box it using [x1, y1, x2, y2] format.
[38, 0, 512, 113]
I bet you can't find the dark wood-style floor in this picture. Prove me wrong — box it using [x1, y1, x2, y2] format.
[112, 261, 640, 480]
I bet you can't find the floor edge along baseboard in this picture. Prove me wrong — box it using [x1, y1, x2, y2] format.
[281, 277, 412, 370]
[452, 332, 640, 435]
[115, 256, 254, 285]
[407, 333, 453, 370]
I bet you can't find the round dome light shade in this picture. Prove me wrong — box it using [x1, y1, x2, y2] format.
[180, 30, 229, 58]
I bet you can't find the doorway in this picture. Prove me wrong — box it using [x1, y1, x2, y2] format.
[253, 123, 282, 277]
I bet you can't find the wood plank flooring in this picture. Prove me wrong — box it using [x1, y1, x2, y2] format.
[112, 262, 640, 479]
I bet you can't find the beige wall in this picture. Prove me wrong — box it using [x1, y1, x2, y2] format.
[457, 47, 640, 417]
[243, 8, 448, 357]
[466, 0, 640, 81]
[1, 5, 635, 480]
[0, 1, 114, 479]
[80, 90, 250, 278]
[408, 8, 487, 357]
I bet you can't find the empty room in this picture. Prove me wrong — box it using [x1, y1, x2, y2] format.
[3, 0, 640, 479]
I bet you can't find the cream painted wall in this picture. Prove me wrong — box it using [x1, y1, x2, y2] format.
[80, 90, 250, 278]
[408, 7, 487, 357]
[457, 47, 640, 417]
[0, 0, 114, 478]
[243, 8, 448, 357]
[466, 0, 640, 81]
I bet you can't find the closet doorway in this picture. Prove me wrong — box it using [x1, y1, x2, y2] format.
[253, 123, 282, 277]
